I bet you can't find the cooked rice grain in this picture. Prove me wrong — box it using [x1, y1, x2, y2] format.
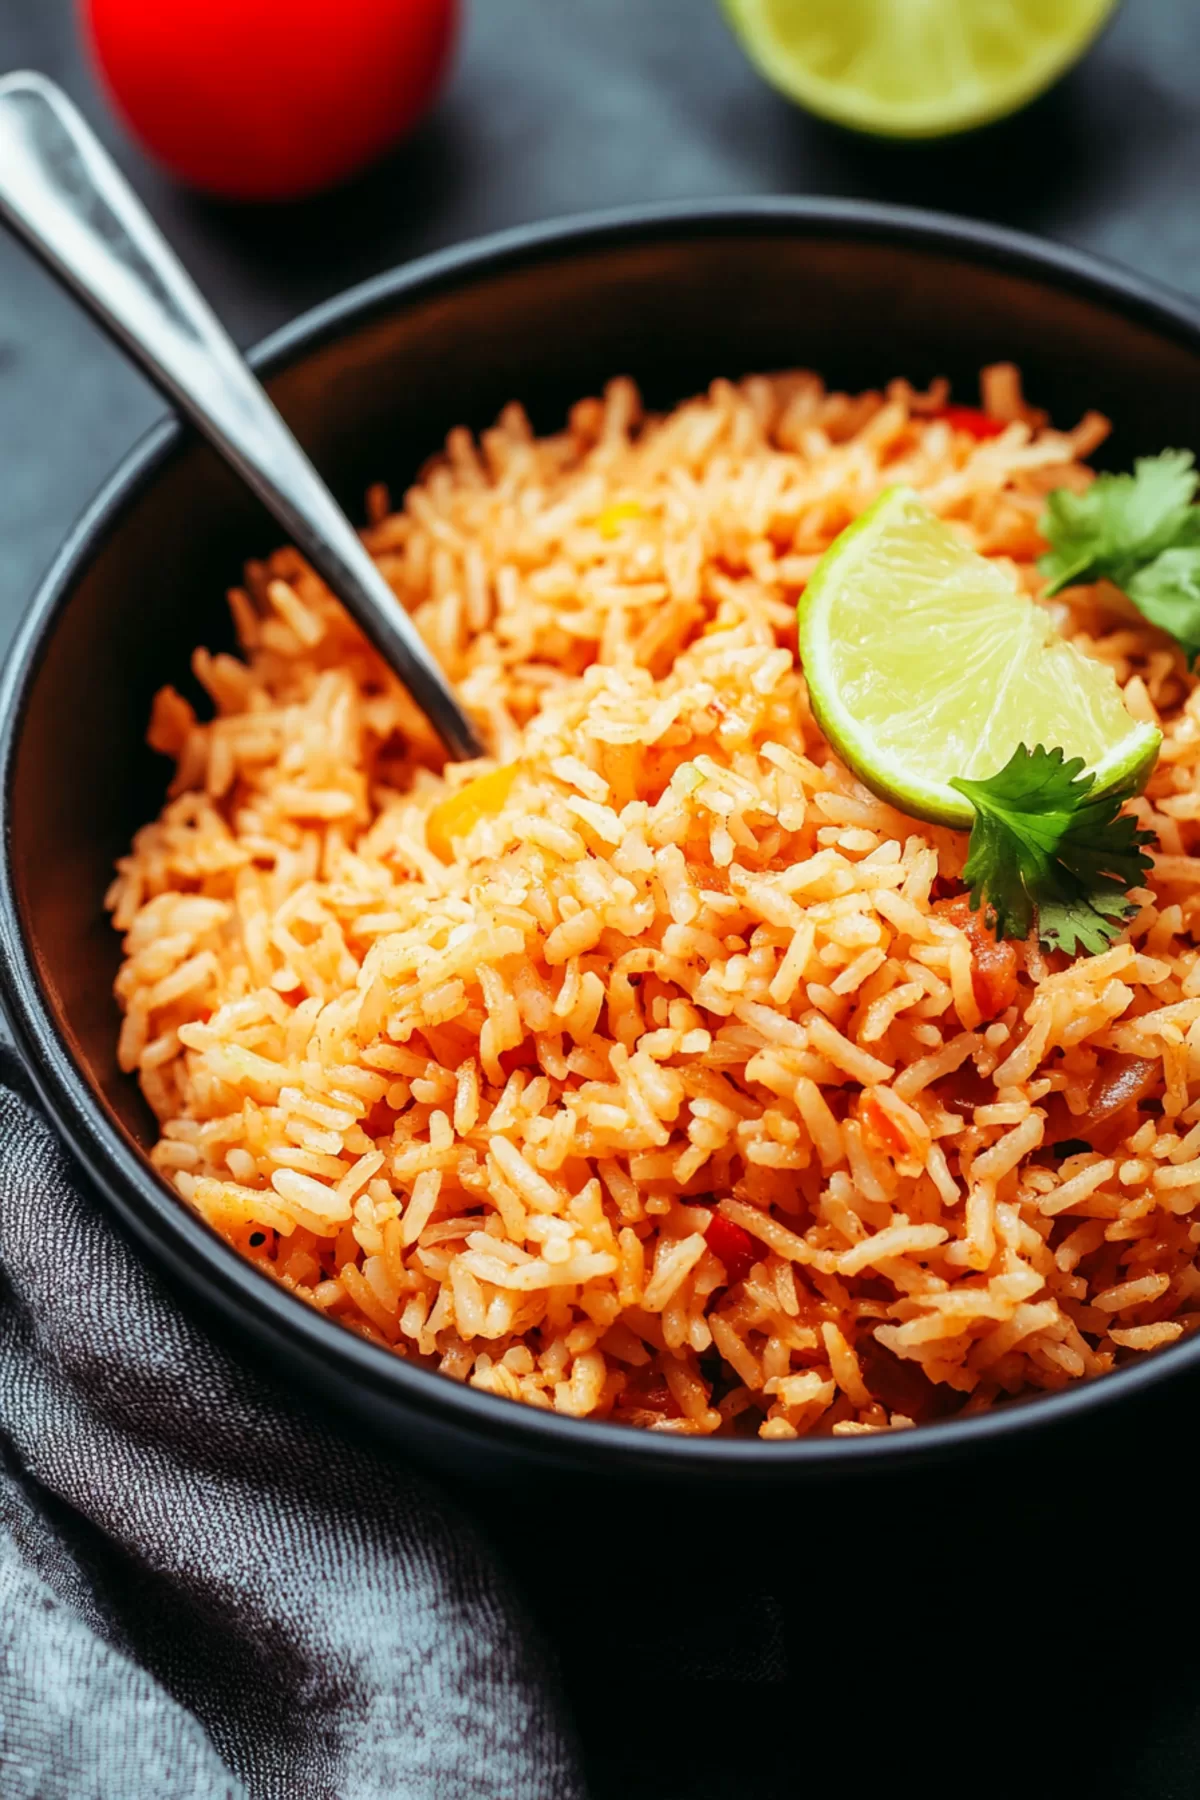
[109, 368, 1200, 1437]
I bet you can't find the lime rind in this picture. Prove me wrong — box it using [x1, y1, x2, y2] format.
[722, 0, 1120, 140]
[798, 486, 1161, 830]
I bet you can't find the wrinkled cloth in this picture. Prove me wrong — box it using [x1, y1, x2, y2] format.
[0, 1062, 584, 1800]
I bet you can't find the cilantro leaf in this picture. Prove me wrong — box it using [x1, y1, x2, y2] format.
[1127, 546, 1200, 668]
[950, 744, 1155, 956]
[1039, 450, 1200, 665]
[1038, 450, 1199, 596]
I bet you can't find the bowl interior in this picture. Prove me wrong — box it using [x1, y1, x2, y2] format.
[8, 214, 1200, 1467]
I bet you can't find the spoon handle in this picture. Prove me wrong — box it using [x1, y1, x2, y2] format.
[0, 72, 482, 761]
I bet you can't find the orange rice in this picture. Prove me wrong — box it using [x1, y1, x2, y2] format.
[107, 365, 1200, 1438]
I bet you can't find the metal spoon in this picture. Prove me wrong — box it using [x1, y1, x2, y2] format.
[0, 71, 482, 762]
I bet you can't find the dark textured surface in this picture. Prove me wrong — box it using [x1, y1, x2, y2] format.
[4, 3, 1200, 1795]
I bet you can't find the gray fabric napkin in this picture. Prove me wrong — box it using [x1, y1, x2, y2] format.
[0, 1063, 585, 1800]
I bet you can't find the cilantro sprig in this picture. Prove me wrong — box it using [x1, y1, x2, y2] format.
[1040, 450, 1200, 665]
[950, 745, 1155, 955]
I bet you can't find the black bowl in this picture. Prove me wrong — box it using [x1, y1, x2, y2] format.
[4, 198, 1200, 1487]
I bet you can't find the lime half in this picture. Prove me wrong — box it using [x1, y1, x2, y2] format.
[798, 487, 1160, 829]
[723, 0, 1118, 139]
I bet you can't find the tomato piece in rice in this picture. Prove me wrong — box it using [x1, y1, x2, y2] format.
[933, 894, 1020, 1021]
[704, 1215, 757, 1287]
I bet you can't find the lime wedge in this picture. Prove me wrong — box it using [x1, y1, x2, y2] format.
[798, 488, 1160, 828]
[722, 0, 1118, 138]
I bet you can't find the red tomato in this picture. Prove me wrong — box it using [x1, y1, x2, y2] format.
[931, 405, 1007, 440]
[704, 1214, 757, 1287]
[614, 1373, 676, 1417]
[82, 0, 458, 201]
[932, 894, 1020, 1021]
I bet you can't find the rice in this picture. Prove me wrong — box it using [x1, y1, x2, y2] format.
[107, 365, 1200, 1438]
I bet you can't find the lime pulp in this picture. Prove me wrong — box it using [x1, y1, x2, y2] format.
[797, 487, 1160, 829]
[722, 0, 1120, 139]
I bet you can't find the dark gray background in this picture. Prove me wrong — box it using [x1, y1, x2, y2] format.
[4, 4, 1200, 1796]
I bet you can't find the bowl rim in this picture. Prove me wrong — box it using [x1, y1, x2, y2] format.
[5, 193, 1200, 1476]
